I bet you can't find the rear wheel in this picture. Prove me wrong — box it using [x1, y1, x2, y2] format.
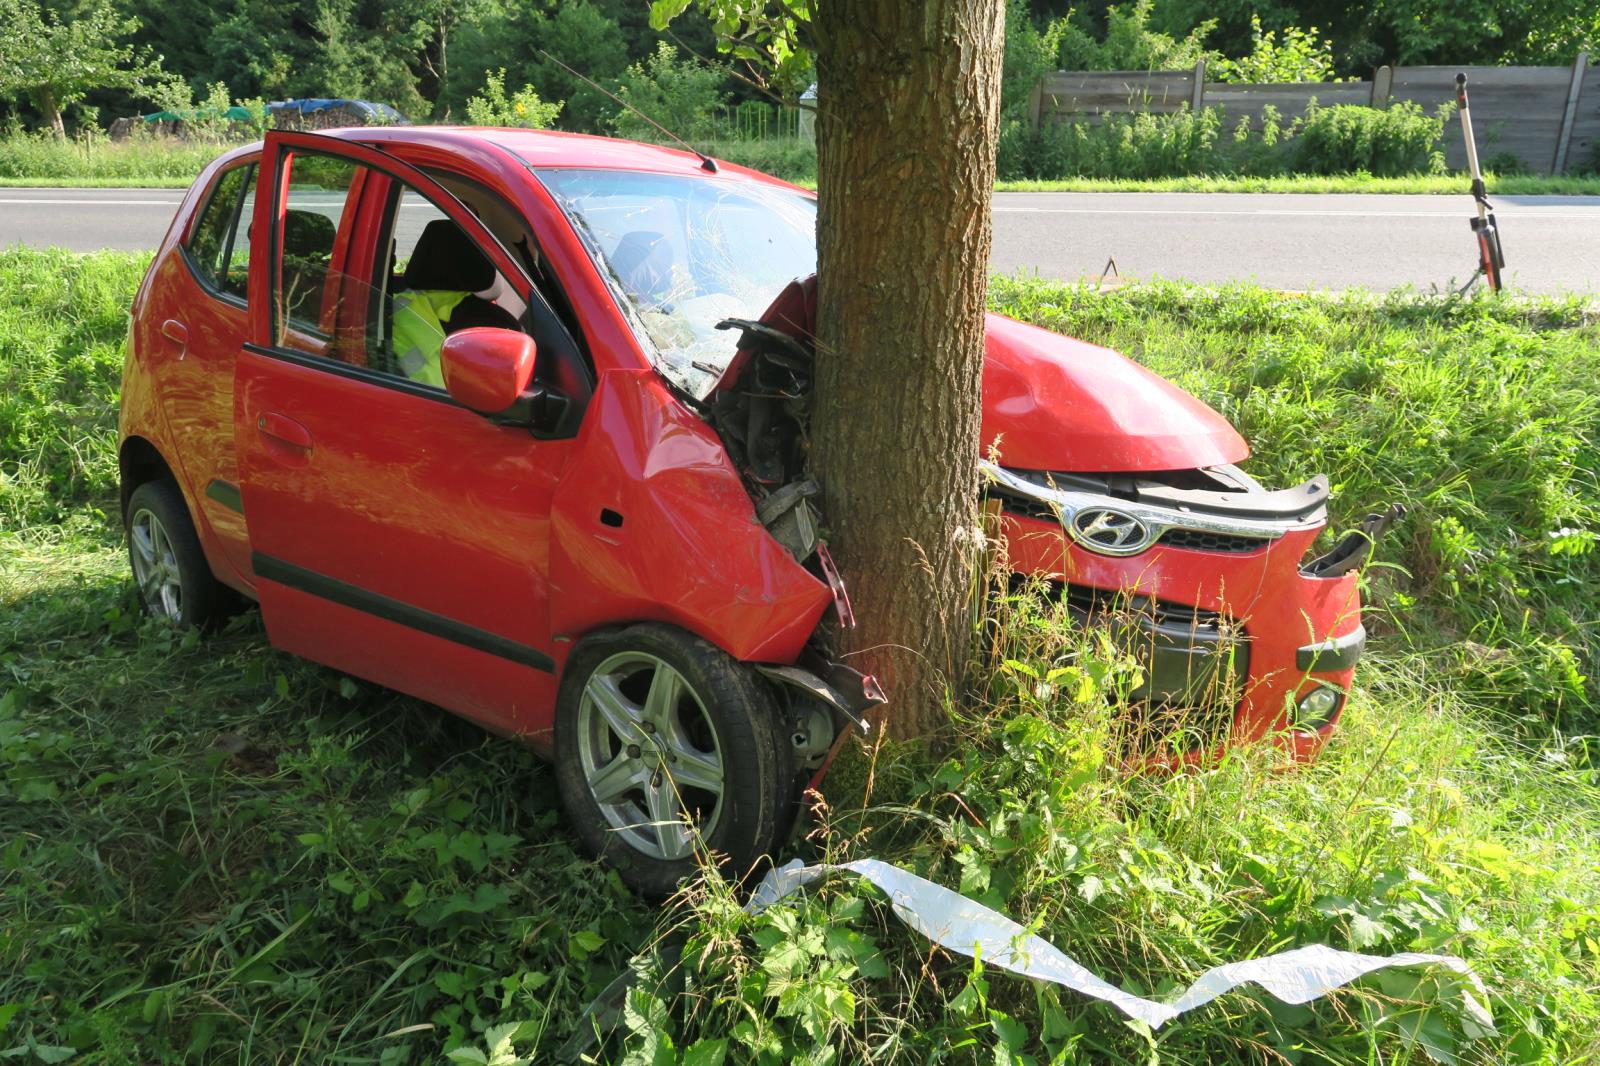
[554, 624, 794, 898]
[125, 479, 231, 630]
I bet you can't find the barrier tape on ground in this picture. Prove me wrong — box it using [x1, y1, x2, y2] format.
[750, 857, 1494, 1031]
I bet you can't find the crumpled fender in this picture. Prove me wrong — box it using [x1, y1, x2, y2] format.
[548, 369, 831, 663]
[981, 313, 1248, 472]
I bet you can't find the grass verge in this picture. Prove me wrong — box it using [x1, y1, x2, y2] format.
[2, 248, 1597, 1063]
[4, 134, 1596, 196]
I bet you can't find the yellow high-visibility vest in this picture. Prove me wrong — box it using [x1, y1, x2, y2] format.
[393, 290, 470, 387]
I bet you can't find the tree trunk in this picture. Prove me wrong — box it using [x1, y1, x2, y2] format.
[36, 87, 67, 138]
[810, 1, 1005, 740]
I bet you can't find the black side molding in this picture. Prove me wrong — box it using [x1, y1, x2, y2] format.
[205, 479, 245, 514]
[252, 552, 554, 673]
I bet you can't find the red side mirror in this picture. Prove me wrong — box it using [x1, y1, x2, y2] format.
[440, 328, 537, 415]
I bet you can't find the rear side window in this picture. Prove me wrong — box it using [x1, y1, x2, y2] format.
[279, 154, 358, 336]
[186, 163, 255, 299]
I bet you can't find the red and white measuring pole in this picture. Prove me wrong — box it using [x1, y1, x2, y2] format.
[1455, 73, 1505, 292]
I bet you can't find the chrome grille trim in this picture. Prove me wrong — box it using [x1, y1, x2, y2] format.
[981, 460, 1322, 558]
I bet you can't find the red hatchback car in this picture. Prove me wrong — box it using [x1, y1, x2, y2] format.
[120, 127, 1381, 894]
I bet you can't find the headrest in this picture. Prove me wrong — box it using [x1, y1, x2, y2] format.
[403, 218, 495, 292]
[282, 210, 334, 259]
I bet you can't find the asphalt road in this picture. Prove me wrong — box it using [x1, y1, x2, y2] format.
[3, 187, 1598, 294]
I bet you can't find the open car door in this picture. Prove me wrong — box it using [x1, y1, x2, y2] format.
[234, 130, 577, 739]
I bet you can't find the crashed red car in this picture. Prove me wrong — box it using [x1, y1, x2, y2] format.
[119, 127, 1381, 895]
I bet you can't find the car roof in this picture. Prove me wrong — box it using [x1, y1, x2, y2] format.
[313, 125, 808, 193]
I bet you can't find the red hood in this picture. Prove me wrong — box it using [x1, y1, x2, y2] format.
[982, 313, 1248, 472]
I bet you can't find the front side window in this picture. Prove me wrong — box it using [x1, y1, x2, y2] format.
[186, 163, 254, 297]
[272, 151, 528, 394]
[536, 169, 816, 397]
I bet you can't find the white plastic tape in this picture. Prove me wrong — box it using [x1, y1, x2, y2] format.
[750, 858, 1493, 1030]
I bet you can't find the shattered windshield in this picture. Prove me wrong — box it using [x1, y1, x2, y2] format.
[535, 168, 816, 398]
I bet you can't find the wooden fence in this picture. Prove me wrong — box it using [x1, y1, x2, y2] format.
[1027, 55, 1596, 175]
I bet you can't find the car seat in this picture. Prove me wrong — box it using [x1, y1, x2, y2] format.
[608, 231, 673, 308]
[400, 219, 519, 332]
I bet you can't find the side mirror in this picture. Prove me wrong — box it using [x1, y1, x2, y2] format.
[440, 327, 537, 415]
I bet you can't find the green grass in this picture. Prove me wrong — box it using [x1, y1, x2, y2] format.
[995, 173, 1600, 195]
[2, 248, 1598, 1063]
[0, 135, 234, 186]
[5, 133, 1596, 196]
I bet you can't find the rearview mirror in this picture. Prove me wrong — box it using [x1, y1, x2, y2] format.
[440, 327, 536, 415]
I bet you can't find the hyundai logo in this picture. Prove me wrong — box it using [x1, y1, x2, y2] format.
[1069, 507, 1155, 555]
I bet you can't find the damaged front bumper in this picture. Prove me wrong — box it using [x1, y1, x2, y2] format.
[982, 461, 1399, 762]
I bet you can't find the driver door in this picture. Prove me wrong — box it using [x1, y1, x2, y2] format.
[235, 131, 577, 737]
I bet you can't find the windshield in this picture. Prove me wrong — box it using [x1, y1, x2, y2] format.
[536, 168, 816, 397]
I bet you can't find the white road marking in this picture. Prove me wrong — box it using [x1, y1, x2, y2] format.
[993, 206, 1600, 219]
[0, 198, 183, 206]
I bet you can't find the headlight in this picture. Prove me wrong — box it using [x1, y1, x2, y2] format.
[1293, 685, 1344, 729]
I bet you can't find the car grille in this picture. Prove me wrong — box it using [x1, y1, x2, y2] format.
[1053, 583, 1247, 754]
[1157, 528, 1271, 554]
[993, 494, 1271, 556]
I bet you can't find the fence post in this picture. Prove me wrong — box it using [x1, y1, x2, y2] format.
[1370, 65, 1393, 106]
[1553, 52, 1589, 174]
[1191, 59, 1206, 111]
[1028, 77, 1044, 130]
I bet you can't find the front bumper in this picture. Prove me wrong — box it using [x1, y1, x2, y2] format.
[992, 472, 1372, 764]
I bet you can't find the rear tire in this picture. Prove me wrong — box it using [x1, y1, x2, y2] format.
[554, 623, 794, 899]
[125, 479, 231, 630]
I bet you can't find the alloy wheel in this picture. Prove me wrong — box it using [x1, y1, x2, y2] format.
[575, 651, 726, 861]
[129, 506, 184, 623]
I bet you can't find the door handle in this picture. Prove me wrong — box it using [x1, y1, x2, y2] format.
[255, 411, 313, 451]
[160, 318, 188, 346]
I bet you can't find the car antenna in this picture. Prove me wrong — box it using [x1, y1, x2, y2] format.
[538, 49, 719, 173]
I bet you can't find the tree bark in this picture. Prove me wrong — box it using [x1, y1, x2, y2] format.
[36, 87, 67, 138]
[810, 1, 1005, 740]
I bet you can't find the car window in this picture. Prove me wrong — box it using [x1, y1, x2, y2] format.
[366, 186, 527, 389]
[278, 154, 358, 339]
[186, 163, 254, 297]
[537, 169, 815, 398]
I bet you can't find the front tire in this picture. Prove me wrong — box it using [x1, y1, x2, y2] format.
[554, 623, 794, 898]
[125, 479, 230, 630]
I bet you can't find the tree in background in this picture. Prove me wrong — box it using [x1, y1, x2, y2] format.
[443, 0, 630, 128]
[652, 0, 1006, 742]
[0, 0, 174, 136]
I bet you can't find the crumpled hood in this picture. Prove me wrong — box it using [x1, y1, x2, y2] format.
[982, 313, 1248, 472]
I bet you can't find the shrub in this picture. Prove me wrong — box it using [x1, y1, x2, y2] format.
[1211, 16, 1341, 84]
[1294, 99, 1448, 176]
[609, 42, 728, 144]
[1057, 0, 1216, 72]
[462, 69, 562, 129]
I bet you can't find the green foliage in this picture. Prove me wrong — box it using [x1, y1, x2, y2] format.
[5, 252, 1599, 1064]
[1056, 0, 1217, 73]
[1000, 0, 1068, 121]
[1294, 99, 1449, 176]
[1211, 15, 1340, 83]
[462, 69, 561, 129]
[0, 0, 176, 133]
[0, 134, 228, 183]
[999, 97, 1448, 181]
[441, 0, 629, 130]
[649, 0, 812, 99]
[609, 42, 728, 143]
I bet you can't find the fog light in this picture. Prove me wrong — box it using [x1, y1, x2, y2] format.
[1294, 685, 1344, 729]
